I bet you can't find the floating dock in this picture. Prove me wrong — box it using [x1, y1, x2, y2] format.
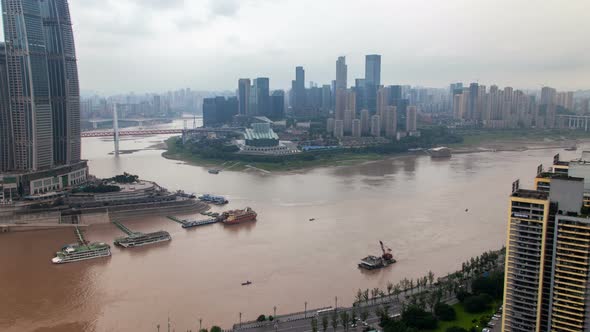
[166, 216, 219, 229]
[112, 221, 171, 248]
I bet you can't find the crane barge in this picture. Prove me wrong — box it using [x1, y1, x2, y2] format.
[358, 241, 397, 270]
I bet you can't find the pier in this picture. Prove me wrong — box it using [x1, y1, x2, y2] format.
[166, 216, 185, 225]
[74, 227, 88, 246]
[112, 220, 137, 236]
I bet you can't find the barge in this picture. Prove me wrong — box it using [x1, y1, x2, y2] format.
[428, 147, 452, 158]
[182, 218, 218, 228]
[358, 241, 397, 270]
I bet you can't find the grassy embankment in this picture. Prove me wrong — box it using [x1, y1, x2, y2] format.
[162, 137, 385, 172]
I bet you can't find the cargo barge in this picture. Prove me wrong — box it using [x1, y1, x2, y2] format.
[182, 218, 218, 228]
[358, 241, 396, 270]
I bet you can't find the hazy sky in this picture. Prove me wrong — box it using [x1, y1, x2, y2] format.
[3, 0, 590, 94]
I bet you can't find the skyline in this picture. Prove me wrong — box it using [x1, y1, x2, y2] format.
[0, 0, 587, 94]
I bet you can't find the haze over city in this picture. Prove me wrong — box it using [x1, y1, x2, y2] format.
[2, 0, 588, 93]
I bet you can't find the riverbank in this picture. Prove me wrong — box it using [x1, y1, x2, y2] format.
[162, 129, 590, 172]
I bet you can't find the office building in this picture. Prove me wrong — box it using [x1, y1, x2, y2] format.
[370, 115, 381, 137]
[253, 78, 270, 117]
[365, 54, 381, 114]
[336, 56, 347, 90]
[270, 90, 285, 119]
[321, 85, 332, 112]
[352, 119, 361, 138]
[203, 97, 238, 127]
[406, 106, 417, 132]
[0, 0, 88, 199]
[0, 43, 12, 172]
[292, 66, 306, 113]
[334, 120, 344, 138]
[238, 79, 251, 115]
[377, 87, 390, 131]
[355, 78, 367, 112]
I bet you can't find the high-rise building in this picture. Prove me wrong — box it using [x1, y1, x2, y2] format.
[253, 78, 270, 116]
[406, 106, 417, 132]
[360, 109, 370, 135]
[41, 0, 81, 166]
[326, 118, 335, 134]
[203, 97, 238, 127]
[0, 0, 88, 199]
[354, 78, 366, 112]
[541, 86, 557, 105]
[3, 0, 54, 170]
[365, 54, 381, 114]
[352, 119, 361, 138]
[384, 106, 397, 138]
[0, 43, 12, 172]
[343, 109, 353, 134]
[334, 119, 344, 138]
[336, 56, 347, 90]
[502, 156, 590, 332]
[335, 89, 355, 121]
[377, 87, 390, 131]
[238, 79, 251, 115]
[292, 66, 306, 113]
[321, 85, 332, 112]
[370, 115, 381, 137]
[270, 90, 285, 119]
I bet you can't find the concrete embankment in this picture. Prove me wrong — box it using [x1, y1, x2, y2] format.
[0, 199, 209, 232]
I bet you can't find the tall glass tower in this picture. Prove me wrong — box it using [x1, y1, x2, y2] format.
[0, 0, 80, 171]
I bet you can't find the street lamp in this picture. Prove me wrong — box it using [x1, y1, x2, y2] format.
[199, 318, 202, 332]
[157, 324, 160, 332]
[274, 306, 277, 319]
[239, 312, 242, 328]
[335, 296, 338, 311]
[305, 301, 308, 318]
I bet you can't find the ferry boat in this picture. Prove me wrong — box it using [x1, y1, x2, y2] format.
[358, 255, 396, 270]
[182, 218, 218, 228]
[52, 242, 111, 264]
[198, 194, 229, 205]
[114, 231, 171, 248]
[221, 207, 257, 225]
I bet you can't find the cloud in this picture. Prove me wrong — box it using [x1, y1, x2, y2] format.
[209, 0, 241, 17]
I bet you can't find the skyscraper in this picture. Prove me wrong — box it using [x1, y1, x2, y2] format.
[0, 43, 12, 172]
[238, 79, 251, 115]
[370, 115, 381, 137]
[406, 106, 417, 132]
[270, 90, 285, 119]
[365, 55, 381, 114]
[336, 56, 347, 90]
[360, 109, 370, 135]
[293, 66, 305, 112]
[41, 0, 81, 166]
[253, 78, 270, 116]
[2, 0, 54, 171]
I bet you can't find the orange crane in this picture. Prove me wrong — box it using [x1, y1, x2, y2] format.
[380, 240, 393, 261]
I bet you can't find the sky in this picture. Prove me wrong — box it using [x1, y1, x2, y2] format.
[2, 0, 590, 94]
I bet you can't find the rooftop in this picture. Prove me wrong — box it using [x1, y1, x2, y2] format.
[537, 173, 584, 181]
[511, 189, 549, 200]
[244, 123, 279, 141]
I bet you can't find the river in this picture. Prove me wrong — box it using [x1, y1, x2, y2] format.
[0, 121, 583, 332]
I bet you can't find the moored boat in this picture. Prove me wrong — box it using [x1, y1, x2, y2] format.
[52, 242, 111, 264]
[220, 207, 257, 225]
[428, 147, 452, 158]
[114, 231, 171, 248]
[198, 194, 228, 205]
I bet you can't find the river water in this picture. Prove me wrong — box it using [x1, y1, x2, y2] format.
[0, 122, 583, 332]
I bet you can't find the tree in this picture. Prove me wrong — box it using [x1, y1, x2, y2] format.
[393, 285, 402, 303]
[339, 311, 349, 331]
[434, 303, 456, 321]
[331, 311, 338, 331]
[363, 289, 370, 304]
[401, 306, 438, 330]
[387, 282, 394, 296]
[322, 315, 329, 332]
[268, 315, 274, 321]
[199, 329, 208, 332]
[350, 308, 357, 323]
[257, 315, 267, 322]
[360, 309, 369, 322]
[371, 288, 380, 304]
[355, 289, 363, 305]
[428, 270, 435, 288]
[409, 279, 414, 294]
[445, 327, 469, 332]
[311, 318, 318, 332]
[464, 294, 493, 313]
[210, 326, 222, 332]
